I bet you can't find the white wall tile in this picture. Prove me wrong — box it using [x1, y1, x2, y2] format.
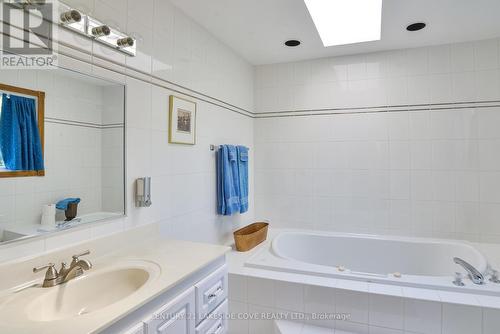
[475, 69, 500, 101]
[404, 299, 441, 334]
[474, 39, 499, 71]
[275, 281, 304, 312]
[452, 72, 476, 102]
[483, 307, 500, 334]
[406, 48, 429, 76]
[336, 321, 369, 334]
[335, 290, 369, 324]
[248, 304, 274, 334]
[428, 74, 453, 103]
[368, 327, 402, 334]
[254, 38, 500, 241]
[247, 277, 275, 308]
[442, 303, 482, 334]
[451, 42, 475, 72]
[229, 274, 247, 302]
[428, 44, 451, 74]
[304, 285, 335, 315]
[228, 300, 249, 334]
[369, 295, 404, 330]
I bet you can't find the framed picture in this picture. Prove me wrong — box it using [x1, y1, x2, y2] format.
[169, 95, 197, 145]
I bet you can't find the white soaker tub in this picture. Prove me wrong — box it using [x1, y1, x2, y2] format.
[245, 230, 496, 294]
[272, 231, 487, 277]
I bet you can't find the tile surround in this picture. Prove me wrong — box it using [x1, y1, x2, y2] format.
[228, 273, 500, 334]
[255, 39, 500, 113]
[254, 38, 500, 242]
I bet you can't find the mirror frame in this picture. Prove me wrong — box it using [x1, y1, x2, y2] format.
[0, 83, 45, 178]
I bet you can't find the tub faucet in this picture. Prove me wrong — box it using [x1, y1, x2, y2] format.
[453, 257, 484, 285]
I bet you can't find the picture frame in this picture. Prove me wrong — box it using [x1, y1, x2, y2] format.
[169, 95, 197, 145]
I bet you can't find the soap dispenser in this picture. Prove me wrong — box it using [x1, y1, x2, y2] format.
[135, 177, 152, 207]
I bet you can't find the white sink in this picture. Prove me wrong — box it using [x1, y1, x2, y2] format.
[27, 268, 150, 321]
[0, 261, 160, 323]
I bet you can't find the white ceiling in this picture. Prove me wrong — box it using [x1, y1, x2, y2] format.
[169, 0, 500, 65]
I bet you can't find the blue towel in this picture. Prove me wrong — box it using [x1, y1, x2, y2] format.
[217, 145, 240, 215]
[56, 198, 81, 210]
[237, 146, 249, 213]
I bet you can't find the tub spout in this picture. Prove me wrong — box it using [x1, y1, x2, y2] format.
[453, 257, 484, 285]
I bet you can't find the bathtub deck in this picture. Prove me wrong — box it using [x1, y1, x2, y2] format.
[228, 228, 500, 310]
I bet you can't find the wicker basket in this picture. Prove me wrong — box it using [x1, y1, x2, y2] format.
[233, 222, 269, 252]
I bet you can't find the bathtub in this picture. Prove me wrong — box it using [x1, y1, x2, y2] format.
[245, 230, 499, 295]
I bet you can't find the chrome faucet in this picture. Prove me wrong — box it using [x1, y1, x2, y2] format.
[453, 257, 484, 285]
[33, 250, 92, 288]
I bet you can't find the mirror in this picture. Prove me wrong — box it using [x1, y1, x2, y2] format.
[0, 66, 125, 244]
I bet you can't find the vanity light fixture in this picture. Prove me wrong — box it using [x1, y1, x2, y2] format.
[117, 37, 134, 48]
[57, 1, 137, 56]
[87, 16, 137, 56]
[58, 3, 86, 36]
[60, 10, 82, 24]
[91, 25, 111, 37]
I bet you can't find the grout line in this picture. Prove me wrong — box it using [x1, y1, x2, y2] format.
[257, 100, 500, 115]
[45, 118, 124, 129]
[255, 102, 500, 119]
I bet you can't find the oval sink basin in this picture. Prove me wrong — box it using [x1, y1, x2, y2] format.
[22, 265, 155, 322]
[27, 268, 149, 321]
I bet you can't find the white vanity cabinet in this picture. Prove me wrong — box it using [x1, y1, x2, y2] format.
[145, 288, 196, 334]
[110, 260, 228, 334]
[195, 265, 228, 323]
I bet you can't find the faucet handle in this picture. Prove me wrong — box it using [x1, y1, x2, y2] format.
[453, 272, 465, 286]
[72, 250, 90, 261]
[490, 270, 500, 283]
[71, 250, 90, 266]
[33, 263, 58, 280]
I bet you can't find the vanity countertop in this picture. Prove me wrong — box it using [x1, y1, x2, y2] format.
[0, 228, 230, 334]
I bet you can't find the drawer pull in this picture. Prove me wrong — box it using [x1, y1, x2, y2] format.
[207, 286, 223, 301]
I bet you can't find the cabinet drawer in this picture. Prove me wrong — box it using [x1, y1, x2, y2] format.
[145, 287, 196, 334]
[195, 299, 228, 334]
[195, 265, 228, 323]
[123, 323, 145, 334]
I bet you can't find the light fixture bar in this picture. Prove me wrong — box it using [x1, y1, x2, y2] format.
[304, 0, 382, 47]
[57, 2, 136, 56]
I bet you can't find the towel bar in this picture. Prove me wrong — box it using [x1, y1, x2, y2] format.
[210, 144, 249, 151]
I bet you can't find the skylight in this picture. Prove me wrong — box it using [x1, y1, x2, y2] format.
[304, 0, 382, 47]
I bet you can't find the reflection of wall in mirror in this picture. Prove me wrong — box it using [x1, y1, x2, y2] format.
[0, 69, 124, 238]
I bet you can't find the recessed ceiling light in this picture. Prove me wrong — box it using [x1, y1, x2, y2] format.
[285, 40, 301, 47]
[304, 0, 382, 47]
[406, 22, 426, 32]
